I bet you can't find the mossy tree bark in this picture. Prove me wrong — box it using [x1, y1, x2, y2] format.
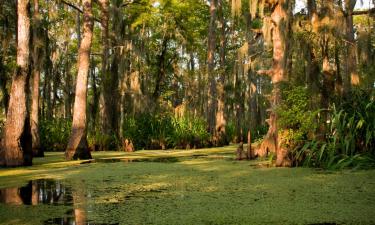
[0, 0, 33, 167]
[344, 0, 359, 93]
[65, 0, 93, 160]
[215, 0, 227, 146]
[31, 0, 43, 157]
[259, 0, 292, 167]
[207, 0, 218, 143]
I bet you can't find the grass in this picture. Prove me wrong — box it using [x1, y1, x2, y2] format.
[1, 146, 375, 224]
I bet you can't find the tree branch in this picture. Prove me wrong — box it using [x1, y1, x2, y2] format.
[121, 0, 143, 8]
[352, 8, 375, 16]
[59, 0, 101, 23]
[257, 69, 273, 76]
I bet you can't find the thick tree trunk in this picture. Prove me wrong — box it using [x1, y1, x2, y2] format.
[207, 0, 218, 139]
[0, 0, 33, 167]
[65, 0, 93, 160]
[259, 0, 292, 167]
[31, 0, 43, 157]
[214, 0, 227, 146]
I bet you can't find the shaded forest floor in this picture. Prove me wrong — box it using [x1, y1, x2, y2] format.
[1, 146, 375, 225]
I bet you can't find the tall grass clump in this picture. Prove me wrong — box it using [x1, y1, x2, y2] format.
[122, 112, 210, 150]
[292, 89, 375, 169]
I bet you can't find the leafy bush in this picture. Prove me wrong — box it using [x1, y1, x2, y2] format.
[88, 132, 120, 151]
[292, 89, 375, 169]
[168, 115, 210, 148]
[277, 86, 318, 149]
[122, 112, 210, 150]
[40, 119, 71, 151]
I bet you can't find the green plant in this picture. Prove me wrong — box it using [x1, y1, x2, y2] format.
[292, 89, 375, 169]
[122, 112, 210, 150]
[40, 119, 71, 151]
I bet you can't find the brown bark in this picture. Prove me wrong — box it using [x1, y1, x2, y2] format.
[43, 28, 53, 120]
[0, 188, 23, 205]
[344, 0, 359, 93]
[259, 0, 292, 167]
[31, 0, 43, 157]
[65, 0, 93, 160]
[207, 0, 218, 138]
[153, 38, 168, 101]
[0, 0, 33, 167]
[305, 0, 320, 104]
[214, 0, 227, 146]
[0, 56, 10, 114]
[99, 0, 112, 136]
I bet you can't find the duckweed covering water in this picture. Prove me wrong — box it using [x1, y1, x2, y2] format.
[1, 146, 375, 224]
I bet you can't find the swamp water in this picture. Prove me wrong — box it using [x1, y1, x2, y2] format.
[0, 179, 118, 225]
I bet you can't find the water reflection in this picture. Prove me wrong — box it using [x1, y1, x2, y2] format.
[0, 179, 118, 225]
[44, 209, 119, 225]
[0, 179, 72, 206]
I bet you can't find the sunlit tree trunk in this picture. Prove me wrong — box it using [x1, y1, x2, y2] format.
[31, 0, 43, 157]
[0, 0, 33, 167]
[0, 188, 23, 205]
[65, 0, 93, 160]
[259, 0, 292, 167]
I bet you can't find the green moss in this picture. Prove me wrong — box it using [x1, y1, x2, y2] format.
[1, 146, 375, 224]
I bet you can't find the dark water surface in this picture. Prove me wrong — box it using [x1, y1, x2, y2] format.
[0, 179, 117, 225]
[0, 179, 72, 206]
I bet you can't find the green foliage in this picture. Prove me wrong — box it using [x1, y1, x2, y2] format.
[122, 113, 210, 150]
[292, 90, 375, 169]
[168, 116, 210, 148]
[40, 119, 71, 151]
[277, 86, 318, 149]
[88, 132, 120, 151]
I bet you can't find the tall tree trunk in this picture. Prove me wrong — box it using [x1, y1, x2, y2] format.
[259, 0, 292, 167]
[99, 0, 111, 137]
[207, 0, 218, 139]
[305, 0, 320, 103]
[214, 0, 227, 145]
[153, 38, 168, 102]
[90, 59, 99, 134]
[344, 0, 358, 94]
[0, 55, 9, 114]
[0, 0, 33, 167]
[31, 0, 43, 157]
[43, 28, 53, 120]
[65, 0, 93, 160]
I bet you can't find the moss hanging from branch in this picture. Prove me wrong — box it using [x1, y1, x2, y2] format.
[231, 0, 242, 17]
[259, 0, 265, 18]
[262, 16, 273, 45]
[249, 0, 258, 19]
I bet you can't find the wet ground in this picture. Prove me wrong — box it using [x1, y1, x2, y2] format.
[0, 149, 375, 225]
